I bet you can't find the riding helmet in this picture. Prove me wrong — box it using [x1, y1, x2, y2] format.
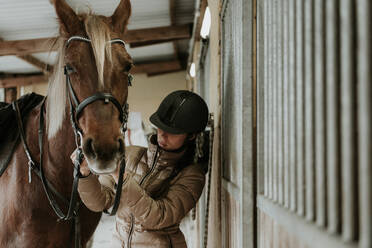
[150, 90, 209, 134]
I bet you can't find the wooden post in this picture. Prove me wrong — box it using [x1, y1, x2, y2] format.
[5, 87, 17, 103]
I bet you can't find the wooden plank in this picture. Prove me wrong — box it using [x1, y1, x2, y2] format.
[17, 55, 53, 74]
[326, 0, 341, 235]
[0, 60, 182, 88]
[139, 60, 182, 76]
[304, 0, 315, 222]
[0, 74, 47, 88]
[340, 0, 358, 241]
[357, 1, 372, 247]
[296, 0, 305, 217]
[314, 0, 326, 227]
[288, 0, 297, 212]
[0, 37, 52, 74]
[169, 0, 179, 60]
[0, 24, 192, 56]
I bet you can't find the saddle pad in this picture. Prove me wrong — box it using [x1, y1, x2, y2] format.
[0, 93, 45, 177]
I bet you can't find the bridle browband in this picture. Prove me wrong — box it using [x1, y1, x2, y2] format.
[13, 36, 130, 248]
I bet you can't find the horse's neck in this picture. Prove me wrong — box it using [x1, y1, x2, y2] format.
[43, 108, 76, 189]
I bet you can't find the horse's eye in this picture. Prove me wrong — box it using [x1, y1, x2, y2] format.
[65, 64, 76, 75]
[124, 63, 133, 72]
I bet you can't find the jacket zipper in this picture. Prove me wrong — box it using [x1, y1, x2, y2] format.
[127, 146, 160, 247]
[139, 146, 160, 186]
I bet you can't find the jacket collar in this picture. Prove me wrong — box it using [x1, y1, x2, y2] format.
[147, 135, 186, 168]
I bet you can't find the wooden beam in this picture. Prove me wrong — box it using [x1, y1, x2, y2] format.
[17, 55, 53, 74]
[0, 74, 48, 88]
[169, 0, 180, 60]
[132, 60, 182, 75]
[0, 37, 52, 74]
[126, 24, 191, 44]
[0, 24, 192, 56]
[0, 60, 183, 88]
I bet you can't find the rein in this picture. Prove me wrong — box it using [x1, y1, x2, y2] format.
[13, 36, 130, 248]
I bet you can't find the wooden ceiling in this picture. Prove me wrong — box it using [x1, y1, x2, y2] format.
[0, 0, 195, 90]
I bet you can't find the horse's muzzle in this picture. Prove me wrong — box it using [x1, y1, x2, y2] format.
[83, 136, 125, 174]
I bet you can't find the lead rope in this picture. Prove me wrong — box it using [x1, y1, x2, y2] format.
[203, 114, 214, 248]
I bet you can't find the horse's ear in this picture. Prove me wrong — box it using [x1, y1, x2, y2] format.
[111, 0, 132, 34]
[51, 0, 82, 36]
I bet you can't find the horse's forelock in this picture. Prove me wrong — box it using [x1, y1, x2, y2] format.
[47, 14, 114, 139]
[84, 15, 113, 87]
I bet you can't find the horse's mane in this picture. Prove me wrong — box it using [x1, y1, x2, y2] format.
[46, 13, 113, 139]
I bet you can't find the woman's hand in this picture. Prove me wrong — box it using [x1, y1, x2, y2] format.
[70, 149, 91, 177]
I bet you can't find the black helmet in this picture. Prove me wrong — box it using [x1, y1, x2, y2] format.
[150, 90, 209, 134]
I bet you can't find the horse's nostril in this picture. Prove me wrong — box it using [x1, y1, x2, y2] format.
[85, 138, 97, 159]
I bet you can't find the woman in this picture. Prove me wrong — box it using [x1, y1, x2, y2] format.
[74, 90, 209, 247]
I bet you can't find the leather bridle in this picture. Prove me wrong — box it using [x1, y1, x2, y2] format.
[64, 36, 130, 219]
[65, 36, 129, 142]
[13, 36, 131, 248]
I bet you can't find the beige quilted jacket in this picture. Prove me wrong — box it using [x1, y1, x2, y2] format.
[78, 136, 206, 248]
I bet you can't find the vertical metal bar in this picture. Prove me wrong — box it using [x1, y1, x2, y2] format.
[277, 0, 284, 206]
[326, 0, 341, 234]
[304, 0, 315, 222]
[314, 0, 326, 227]
[340, 0, 358, 241]
[268, 0, 273, 200]
[272, 0, 278, 203]
[263, 0, 269, 198]
[283, 0, 290, 209]
[357, 1, 372, 247]
[289, 0, 297, 213]
[295, 0, 305, 217]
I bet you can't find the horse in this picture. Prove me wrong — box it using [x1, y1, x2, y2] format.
[0, 0, 133, 247]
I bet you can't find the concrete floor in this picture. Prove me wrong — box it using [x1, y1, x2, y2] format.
[91, 214, 116, 248]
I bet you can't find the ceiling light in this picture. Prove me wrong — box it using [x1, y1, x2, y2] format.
[200, 7, 211, 39]
[189, 63, 196, 78]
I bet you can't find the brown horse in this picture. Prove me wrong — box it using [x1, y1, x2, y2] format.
[0, 0, 133, 247]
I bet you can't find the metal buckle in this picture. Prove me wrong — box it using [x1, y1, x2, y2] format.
[28, 160, 35, 183]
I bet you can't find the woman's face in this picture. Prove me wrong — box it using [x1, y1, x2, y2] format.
[157, 128, 188, 151]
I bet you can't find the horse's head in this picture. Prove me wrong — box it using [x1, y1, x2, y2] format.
[48, 0, 133, 174]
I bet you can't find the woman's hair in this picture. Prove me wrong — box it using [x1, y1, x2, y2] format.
[178, 132, 209, 174]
